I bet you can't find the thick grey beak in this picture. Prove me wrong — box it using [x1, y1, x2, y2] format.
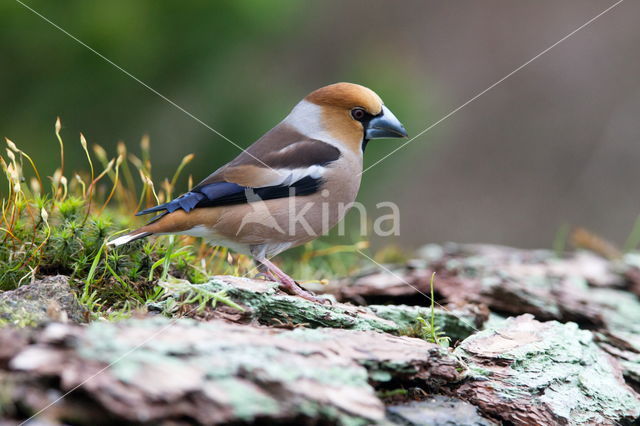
[365, 105, 408, 139]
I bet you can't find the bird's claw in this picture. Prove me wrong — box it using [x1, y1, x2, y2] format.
[293, 282, 332, 305]
[277, 281, 329, 304]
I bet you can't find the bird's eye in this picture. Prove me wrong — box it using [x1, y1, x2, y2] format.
[351, 108, 366, 121]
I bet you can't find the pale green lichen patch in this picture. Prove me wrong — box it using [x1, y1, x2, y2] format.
[590, 288, 640, 348]
[73, 318, 384, 424]
[210, 278, 401, 332]
[153, 278, 482, 342]
[368, 370, 393, 382]
[212, 379, 280, 420]
[456, 315, 640, 424]
[296, 401, 372, 426]
[465, 364, 492, 379]
[280, 327, 334, 342]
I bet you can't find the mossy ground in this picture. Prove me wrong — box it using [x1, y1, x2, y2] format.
[0, 119, 391, 320]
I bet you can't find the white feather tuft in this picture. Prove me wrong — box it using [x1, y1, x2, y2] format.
[107, 233, 143, 247]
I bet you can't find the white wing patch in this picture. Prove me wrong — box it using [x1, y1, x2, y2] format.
[266, 142, 329, 186]
[275, 165, 325, 187]
[251, 166, 326, 188]
[221, 162, 329, 189]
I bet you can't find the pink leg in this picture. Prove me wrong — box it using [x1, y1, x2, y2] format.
[254, 261, 281, 283]
[254, 259, 278, 282]
[257, 258, 327, 304]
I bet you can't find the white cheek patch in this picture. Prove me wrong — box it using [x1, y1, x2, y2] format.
[285, 100, 325, 136]
[283, 100, 348, 151]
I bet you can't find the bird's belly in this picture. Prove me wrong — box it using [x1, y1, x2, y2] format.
[175, 225, 253, 256]
[211, 182, 359, 247]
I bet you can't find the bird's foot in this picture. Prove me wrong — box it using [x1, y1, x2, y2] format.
[256, 257, 330, 304]
[278, 280, 330, 304]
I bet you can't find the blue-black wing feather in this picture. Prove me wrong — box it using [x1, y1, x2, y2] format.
[135, 176, 322, 217]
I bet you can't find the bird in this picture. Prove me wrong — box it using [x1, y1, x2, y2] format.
[108, 82, 407, 302]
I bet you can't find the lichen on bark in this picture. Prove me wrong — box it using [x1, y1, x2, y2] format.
[455, 314, 640, 425]
[2, 317, 462, 425]
[3, 243, 640, 425]
[153, 276, 483, 341]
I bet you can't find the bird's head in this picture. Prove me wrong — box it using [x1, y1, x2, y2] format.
[288, 82, 408, 152]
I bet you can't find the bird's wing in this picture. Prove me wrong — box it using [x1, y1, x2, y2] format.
[136, 129, 341, 218]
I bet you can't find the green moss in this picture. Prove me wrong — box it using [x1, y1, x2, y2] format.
[0, 377, 16, 417]
[155, 278, 485, 342]
[376, 388, 409, 399]
[0, 304, 40, 327]
[158, 278, 400, 332]
[369, 304, 476, 342]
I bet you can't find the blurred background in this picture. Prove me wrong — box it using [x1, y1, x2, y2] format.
[1, 0, 639, 250]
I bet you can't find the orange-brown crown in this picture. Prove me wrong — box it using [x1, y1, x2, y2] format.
[306, 83, 383, 115]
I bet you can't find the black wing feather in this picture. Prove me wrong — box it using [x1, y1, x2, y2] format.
[136, 176, 323, 216]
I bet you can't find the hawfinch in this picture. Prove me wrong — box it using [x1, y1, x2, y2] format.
[109, 83, 407, 302]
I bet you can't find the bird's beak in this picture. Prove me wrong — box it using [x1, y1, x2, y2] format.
[365, 105, 408, 139]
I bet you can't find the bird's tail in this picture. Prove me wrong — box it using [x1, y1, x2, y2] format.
[108, 198, 222, 248]
[107, 229, 152, 247]
[107, 206, 170, 247]
[106, 207, 205, 247]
